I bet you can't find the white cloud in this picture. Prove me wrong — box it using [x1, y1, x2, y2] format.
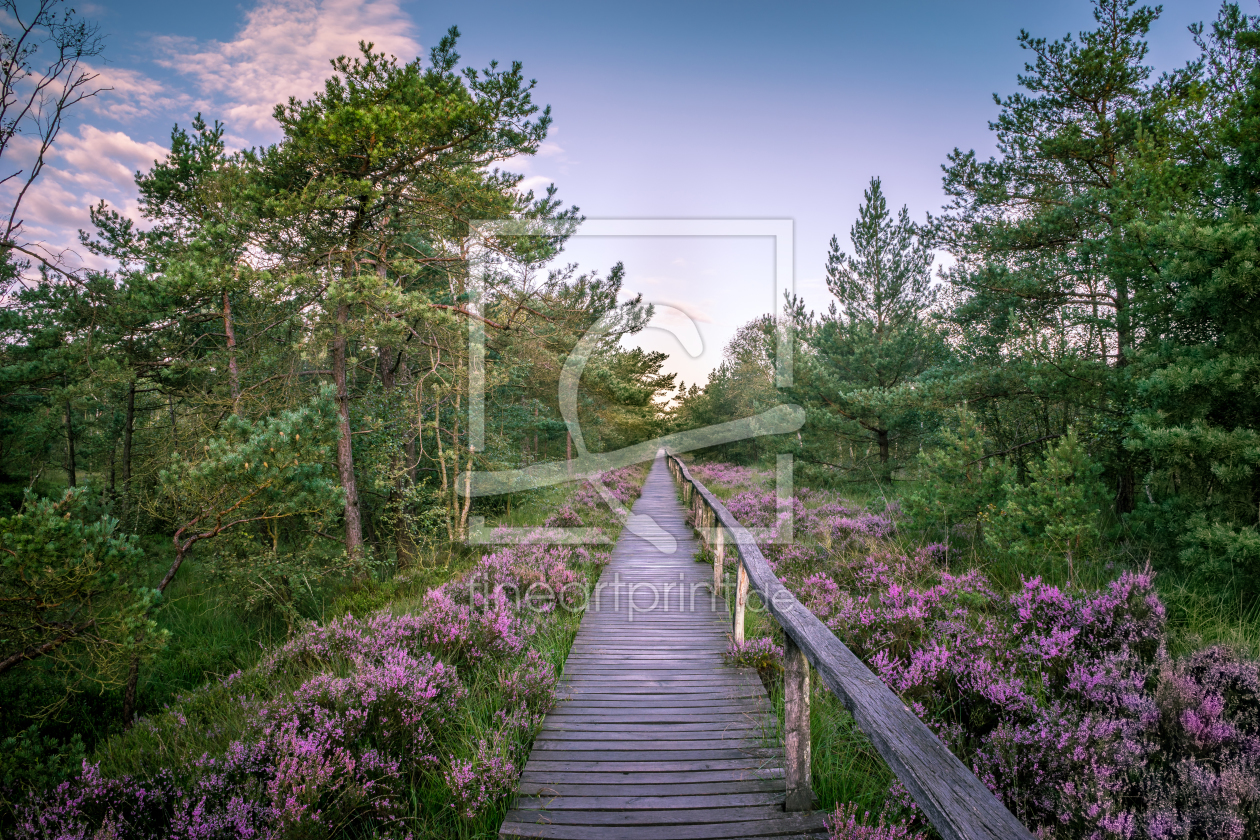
[505, 129, 569, 199]
[5, 0, 428, 273]
[535, 140, 565, 158]
[87, 64, 192, 124]
[155, 0, 423, 137]
[516, 174, 555, 196]
[55, 125, 168, 190]
[3, 125, 167, 271]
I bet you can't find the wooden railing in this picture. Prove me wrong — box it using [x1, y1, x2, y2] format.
[665, 452, 1035, 840]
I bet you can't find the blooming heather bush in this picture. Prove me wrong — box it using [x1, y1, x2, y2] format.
[544, 504, 584, 527]
[18, 531, 596, 839]
[19, 643, 454, 838]
[1140, 647, 1260, 840]
[498, 650, 559, 710]
[457, 541, 588, 614]
[413, 588, 531, 664]
[687, 462, 769, 488]
[444, 728, 522, 819]
[726, 637, 784, 671]
[568, 466, 646, 510]
[826, 802, 924, 840]
[724, 489, 803, 529]
[695, 460, 1260, 840]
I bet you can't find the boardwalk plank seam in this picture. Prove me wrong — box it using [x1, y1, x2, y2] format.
[500, 452, 827, 839]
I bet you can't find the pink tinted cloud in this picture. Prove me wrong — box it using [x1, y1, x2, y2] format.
[154, 0, 423, 137]
[8, 0, 425, 271]
[85, 64, 193, 123]
[4, 125, 166, 271]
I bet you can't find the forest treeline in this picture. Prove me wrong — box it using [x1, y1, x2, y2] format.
[677, 0, 1260, 592]
[0, 4, 672, 760]
[4, 0, 1260, 834]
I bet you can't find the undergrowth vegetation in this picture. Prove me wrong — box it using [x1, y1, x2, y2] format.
[689, 457, 1260, 840]
[4, 466, 646, 840]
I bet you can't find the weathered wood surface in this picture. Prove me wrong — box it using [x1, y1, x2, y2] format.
[666, 454, 1036, 840]
[500, 451, 828, 840]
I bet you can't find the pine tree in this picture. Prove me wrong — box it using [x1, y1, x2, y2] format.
[984, 428, 1107, 580]
[791, 177, 945, 476]
[932, 0, 1197, 513]
[1124, 8, 1260, 585]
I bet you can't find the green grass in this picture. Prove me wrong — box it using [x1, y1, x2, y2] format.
[21, 467, 652, 840]
[702, 556, 893, 819]
[1159, 576, 1260, 659]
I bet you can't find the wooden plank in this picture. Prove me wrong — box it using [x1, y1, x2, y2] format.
[509, 804, 794, 826]
[535, 730, 767, 742]
[518, 769, 785, 784]
[543, 712, 773, 722]
[532, 740, 771, 753]
[512, 792, 785, 810]
[521, 759, 780, 772]
[503, 806, 820, 827]
[500, 452, 819, 840]
[516, 780, 784, 797]
[536, 725, 761, 735]
[501, 816, 828, 839]
[521, 749, 782, 762]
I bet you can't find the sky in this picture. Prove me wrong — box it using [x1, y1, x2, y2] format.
[7, 0, 1235, 388]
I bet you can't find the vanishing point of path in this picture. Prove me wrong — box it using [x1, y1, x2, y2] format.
[500, 452, 829, 839]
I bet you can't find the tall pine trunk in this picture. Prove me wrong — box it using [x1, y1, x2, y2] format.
[332, 303, 364, 559]
[64, 402, 76, 487]
[122, 381, 135, 517]
[224, 290, 240, 414]
[1113, 277, 1136, 514]
[381, 345, 417, 569]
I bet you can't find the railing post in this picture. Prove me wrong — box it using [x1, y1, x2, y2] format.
[733, 560, 749, 643]
[713, 524, 724, 595]
[783, 633, 813, 811]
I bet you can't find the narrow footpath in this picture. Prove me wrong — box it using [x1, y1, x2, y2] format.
[499, 451, 828, 839]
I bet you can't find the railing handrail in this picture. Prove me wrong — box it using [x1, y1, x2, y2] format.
[665, 451, 1035, 840]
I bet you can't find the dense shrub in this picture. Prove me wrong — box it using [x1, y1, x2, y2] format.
[14, 533, 600, 839]
[9, 465, 648, 838]
[699, 460, 1260, 840]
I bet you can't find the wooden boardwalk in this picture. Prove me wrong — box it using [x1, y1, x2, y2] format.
[500, 452, 828, 839]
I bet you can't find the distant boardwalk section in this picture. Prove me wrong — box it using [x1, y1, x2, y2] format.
[499, 451, 828, 839]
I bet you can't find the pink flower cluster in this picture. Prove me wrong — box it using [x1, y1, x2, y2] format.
[725, 637, 785, 671]
[443, 727, 522, 819]
[826, 802, 923, 840]
[687, 462, 768, 488]
[566, 466, 646, 514]
[713, 486, 899, 576]
[694, 460, 1260, 840]
[18, 533, 593, 838]
[20, 639, 459, 839]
